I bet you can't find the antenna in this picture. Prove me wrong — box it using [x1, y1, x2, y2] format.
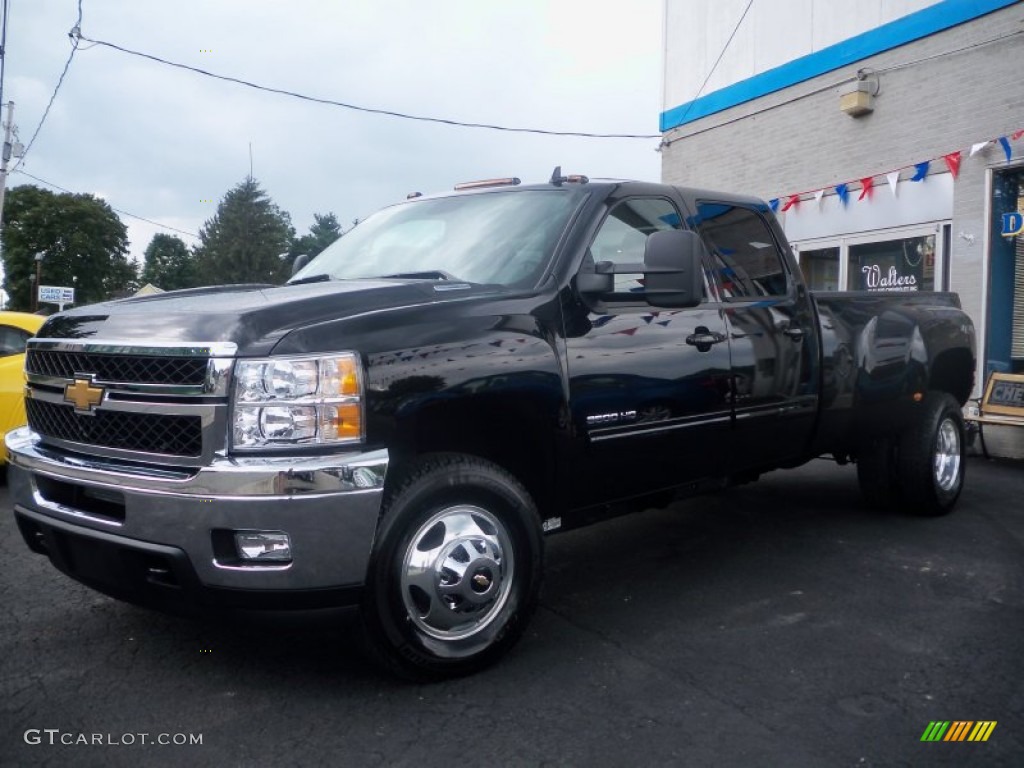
[249, 142, 254, 179]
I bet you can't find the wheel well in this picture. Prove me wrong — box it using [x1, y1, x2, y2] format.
[929, 348, 973, 405]
[388, 400, 557, 516]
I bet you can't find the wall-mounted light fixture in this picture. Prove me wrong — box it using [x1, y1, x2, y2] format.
[840, 69, 880, 117]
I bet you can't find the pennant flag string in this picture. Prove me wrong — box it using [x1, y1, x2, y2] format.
[943, 151, 962, 179]
[910, 161, 930, 182]
[999, 136, 1012, 163]
[858, 176, 874, 201]
[765, 127, 1022, 212]
[886, 171, 900, 197]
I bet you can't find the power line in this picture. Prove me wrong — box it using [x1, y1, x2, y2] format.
[667, 0, 755, 133]
[13, 168, 200, 239]
[12, 0, 83, 172]
[74, 32, 662, 140]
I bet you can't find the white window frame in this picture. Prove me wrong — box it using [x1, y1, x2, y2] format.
[791, 222, 949, 292]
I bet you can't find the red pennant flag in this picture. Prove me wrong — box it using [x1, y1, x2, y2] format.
[944, 151, 962, 179]
[1012, 130, 1024, 140]
[858, 176, 874, 201]
[781, 194, 800, 212]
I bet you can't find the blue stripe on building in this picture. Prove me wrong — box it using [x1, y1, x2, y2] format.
[660, 0, 1019, 132]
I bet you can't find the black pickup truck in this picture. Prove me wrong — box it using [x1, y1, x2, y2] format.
[7, 173, 976, 679]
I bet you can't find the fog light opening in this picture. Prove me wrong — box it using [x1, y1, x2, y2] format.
[234, 531, 292, 563]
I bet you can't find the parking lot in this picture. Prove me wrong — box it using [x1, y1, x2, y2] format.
[2, 456, 1022, 767]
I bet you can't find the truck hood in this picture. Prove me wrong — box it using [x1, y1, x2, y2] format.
[37, 279, 497, 356]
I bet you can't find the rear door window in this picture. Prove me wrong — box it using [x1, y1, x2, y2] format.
[692, 202, 789, 299]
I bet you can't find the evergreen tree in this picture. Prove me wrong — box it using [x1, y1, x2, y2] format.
[1, 185, 135, 310]
[195, 177, 294, 285]
[140, 233, 199, 290]
[288, 212, 344, 270]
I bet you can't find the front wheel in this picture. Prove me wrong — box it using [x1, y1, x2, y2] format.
[898, 392, 966, 516]
[360, 454, 543, 680]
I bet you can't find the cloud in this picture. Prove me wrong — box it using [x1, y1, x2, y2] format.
[6, 0, 662, 262]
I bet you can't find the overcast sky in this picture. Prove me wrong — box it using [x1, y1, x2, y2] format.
[4, 0, 664, 268]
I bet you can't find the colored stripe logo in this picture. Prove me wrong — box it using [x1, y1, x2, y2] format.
[921, 721, 997, 742]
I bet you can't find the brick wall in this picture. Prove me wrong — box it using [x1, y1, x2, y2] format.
[662, 3, 1024, 458]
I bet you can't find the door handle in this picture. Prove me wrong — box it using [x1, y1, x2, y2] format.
[686, 327, 727, 352]
[783, 327, 805, 342]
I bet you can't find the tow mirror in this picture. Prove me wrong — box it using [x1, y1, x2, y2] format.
[291, 254, 311, 277]
[576, 262, 614, 294]
[643, 230, 704, 308]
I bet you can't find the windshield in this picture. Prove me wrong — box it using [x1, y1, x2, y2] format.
[291, 189, 583, 288]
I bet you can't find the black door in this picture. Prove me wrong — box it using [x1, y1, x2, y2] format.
[684, 198, 819, 470]
[563, 196, 732, 505]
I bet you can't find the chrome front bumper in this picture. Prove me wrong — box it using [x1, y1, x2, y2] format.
[6, 427, 388, 604]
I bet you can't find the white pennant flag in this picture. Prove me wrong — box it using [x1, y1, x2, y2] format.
[814, 189, 825, 207]
[886, 171, 900, 197]
[970, 141, 989, 157]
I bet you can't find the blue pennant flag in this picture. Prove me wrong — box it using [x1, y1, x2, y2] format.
[835, 183, 849, 206]
[910, 161, 929, 181]
[999, 136, 1012, 163]
[769, 198, 780, 212]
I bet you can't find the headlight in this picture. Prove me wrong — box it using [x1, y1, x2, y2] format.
[231, 353, 363, 450]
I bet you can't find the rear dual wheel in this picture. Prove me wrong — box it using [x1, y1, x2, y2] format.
[361, 454, 543, 681]
[857, 391, 965, 517]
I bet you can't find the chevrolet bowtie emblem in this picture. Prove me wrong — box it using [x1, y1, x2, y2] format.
[64, 378, 105, 412]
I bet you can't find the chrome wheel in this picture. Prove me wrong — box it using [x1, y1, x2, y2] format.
[400, 505, 514, 642]
[934, 417, 961, 492]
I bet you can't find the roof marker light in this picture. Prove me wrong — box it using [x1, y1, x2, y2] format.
[453, 177, 521, 191]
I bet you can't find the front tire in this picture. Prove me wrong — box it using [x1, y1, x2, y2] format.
[898, 392, 966, 516]
[361, 454, 543, 680]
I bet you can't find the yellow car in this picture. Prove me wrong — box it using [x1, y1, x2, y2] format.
[0, 311, 46, 464]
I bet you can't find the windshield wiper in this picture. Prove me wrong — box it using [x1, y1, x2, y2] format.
[378, 270, 461, 281]
[287, 273, 334, 286]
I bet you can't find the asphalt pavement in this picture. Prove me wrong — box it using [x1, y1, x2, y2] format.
[2, 456, 1022, 767]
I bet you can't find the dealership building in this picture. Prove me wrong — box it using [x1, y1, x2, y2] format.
[660, 0, 1024, 456]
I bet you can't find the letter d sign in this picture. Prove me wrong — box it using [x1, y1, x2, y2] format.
[1002, 212, 1024, 237]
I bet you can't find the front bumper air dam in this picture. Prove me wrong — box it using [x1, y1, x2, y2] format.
[5, 426, 388, 610]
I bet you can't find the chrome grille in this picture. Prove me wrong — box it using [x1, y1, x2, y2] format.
[26, 399, 203, 457]
[26, 350, 207, 385]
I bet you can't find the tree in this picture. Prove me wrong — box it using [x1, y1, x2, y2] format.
[140, 233, 199, 290]
[195, 177, 294, 285]
[1, 185, 136, 311]
[289, 212, 344, 269]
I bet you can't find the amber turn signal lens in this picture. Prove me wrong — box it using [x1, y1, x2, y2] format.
[321, 403, 361, 440]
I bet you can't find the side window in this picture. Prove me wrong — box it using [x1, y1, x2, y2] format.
[0, 325, 31, 357]
[588, 198, 683, 294]
[693, 202, 789, 299]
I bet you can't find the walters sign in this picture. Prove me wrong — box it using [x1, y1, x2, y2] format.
[851, 235, 933, 293]
[860, 264, 917, 291]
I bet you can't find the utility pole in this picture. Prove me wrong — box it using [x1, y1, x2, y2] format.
[0, 100, 15, 234]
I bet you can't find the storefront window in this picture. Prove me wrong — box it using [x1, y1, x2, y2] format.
[848, 235, 935, 292]
[798, 247, 840, 291]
